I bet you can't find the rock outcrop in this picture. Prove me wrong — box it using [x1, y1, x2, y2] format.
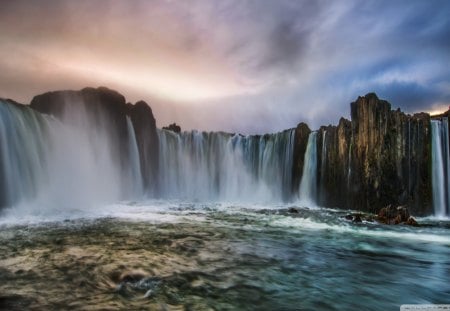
[377, 205, 419, 226]
[292, 122, 311, 192]
[30, 87, 159, 194]
[162, 123, 181, 133]
[293, 93, 432, 215]
[128, 101, 159, 193]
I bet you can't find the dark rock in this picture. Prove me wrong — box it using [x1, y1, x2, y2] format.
[377, 205, 419, 226]
[406, 216, 419, 227]
[292, 123, 311, 193]
[288, 207, 299, 214]
[163, 123, 181, 133]
[310, 93, 432, 215]
[342, 213, 364, 222]
[30, 87, 159, 195]
[128, 100, 159, 193]
[353, 214, 362, 223]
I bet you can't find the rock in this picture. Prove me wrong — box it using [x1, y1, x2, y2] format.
[288, 207, 299, 214]
[342, 213, 364, 223]
[30, 87, 159, 194]
[162, 123, 181, 133]
[406, 216, 419, 227]
[353, 214, 362, 223]
[377, 205, 419, 226]
[292, 123, 311, 193]
[128, 100, 159, 193]
[309, 93, 432, 216]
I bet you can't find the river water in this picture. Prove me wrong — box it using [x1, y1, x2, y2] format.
[0, 201, 449, 310]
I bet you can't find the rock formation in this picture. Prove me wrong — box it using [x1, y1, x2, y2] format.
[162, 123, 181, 133]
[292, 93, 432, 215]
[30, 87, 159, 194]
[292, 122, 311, 192]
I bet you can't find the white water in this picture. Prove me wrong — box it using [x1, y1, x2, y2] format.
[126, 116, 144, 197]
[431, 119, 449, 217]
[0, 99, 143, 212]
[299, 131, 318, 205]
[157, 129, 295, 202]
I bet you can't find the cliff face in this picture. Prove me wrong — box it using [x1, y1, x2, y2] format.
[316, 117, 352, 208]
[292, 122, 311, 193]
[30, 87, 159, 194]
[128, 101, 159, 193]
[293, 93, 432, 215]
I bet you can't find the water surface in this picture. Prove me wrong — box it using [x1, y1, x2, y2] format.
[1, 202, 449, 310]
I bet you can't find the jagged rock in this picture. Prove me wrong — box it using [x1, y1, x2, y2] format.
[406, 216, 419, 227]
[308, 93, 432, 215]
[163, 123, 181, 133]
[377, 205, 419, 226]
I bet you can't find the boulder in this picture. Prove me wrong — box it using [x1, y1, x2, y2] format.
[377, 205, 419, 226]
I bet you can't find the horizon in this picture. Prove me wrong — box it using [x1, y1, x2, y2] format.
[1, 0, 450, 134]
[3, 86, 449, 135]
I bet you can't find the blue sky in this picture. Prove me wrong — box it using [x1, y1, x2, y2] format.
[0, 0, 449, 133]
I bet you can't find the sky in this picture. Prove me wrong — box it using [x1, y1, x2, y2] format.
[0, 0, 449, 134]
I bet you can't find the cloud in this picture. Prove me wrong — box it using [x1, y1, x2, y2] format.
[0, 0, 449, 133]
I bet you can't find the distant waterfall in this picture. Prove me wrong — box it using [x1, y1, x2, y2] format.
[431, 118, 450, 217]
[157, 129, 295, 202]
[299, 131, 318, 205]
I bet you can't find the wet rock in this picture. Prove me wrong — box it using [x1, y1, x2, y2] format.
[377, 205, 419, 226]
[288, 207, 299, 214]
[315, 93, 432, 216]
[353, 214, 362, 223]
[292, 123, 311, 192]
[342, 213, 364, 223]
[406, 216, 419, 227]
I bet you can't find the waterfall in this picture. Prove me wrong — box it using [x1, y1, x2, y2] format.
[157, 129, 295, 202]
[0, 99, 150, 213]
[299, 131, 318, 205]
[126, 116, 143, 197]
[0, 100, 49, 207]
[431, 118, 449, 217]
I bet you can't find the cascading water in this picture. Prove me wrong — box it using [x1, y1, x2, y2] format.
[299, 131, 318, 205]
[126, 116, 143, 197]
[0, 100, 49, 207]
[0, 99, 145, 214]
[431, 118, 450, 217]
[157, 129, 296, 202]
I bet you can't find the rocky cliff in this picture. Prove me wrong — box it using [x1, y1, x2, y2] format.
[293, 93, 432, 215]
[30, 87, 159, 194]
